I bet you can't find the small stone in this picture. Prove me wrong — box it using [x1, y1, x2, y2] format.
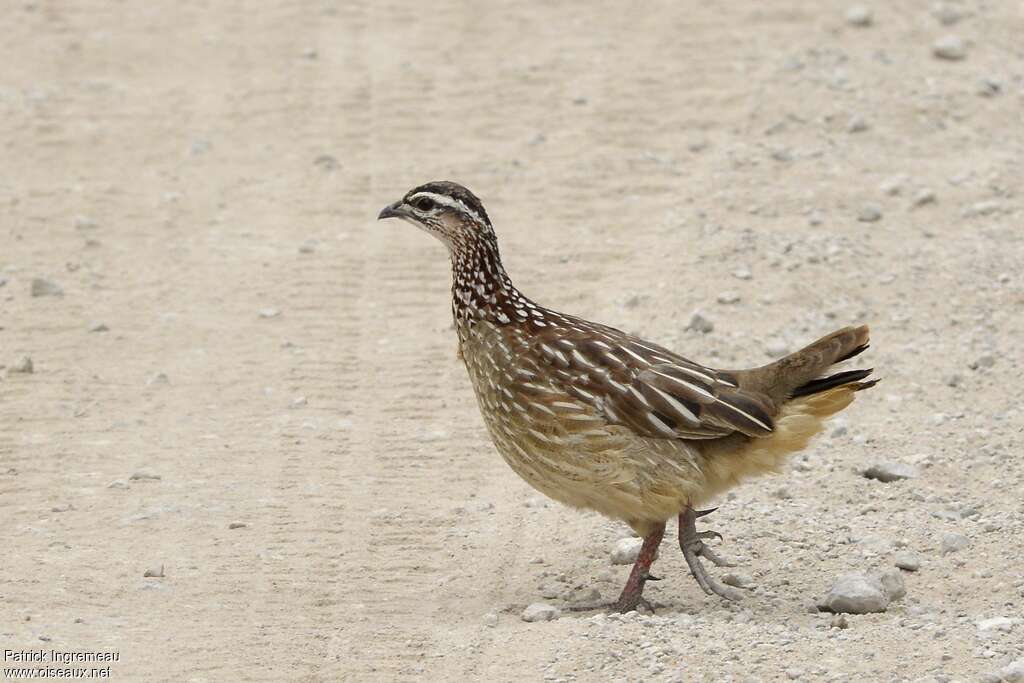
[977, 617, 1016, 633]
[259, 308, 281, 319]
[228, 522, 247, 529]
[911, 189, 936, 207]
[844, 5, 873, 26]
[847, 115, 870, 133]
[51, 503, 74, 513]
[107, 480, 128, 489]
[314, 154, 339, 171]
[820, 572, 890, 614]
[130, 471, 162, 482]
[940, 532, 969, 555]
[622, 294, 646, 309]
[611, 537, 649, 565]
[880, 175, 906, 195]
[301, 47, 318, 59]
[31, 277, 63, 297]
[877, 569, 906, 601]
[88, 322, 109, 332]
[808, 210, 824, 226]
[732, 267, 753, 280]
[863, 462, 918, 482]
[147, 372, 170, 386]
[539, 583, 561, 600]
[483, 611, 499, 628]
[932, 35, 966, 60]
[722, 573, 754, 589]
[573, 587, 601, 604]
[299, 239, 318, 254]
[9, 356, 33, 374]
[964, 200, 1002, 217]
[786, 668, 804, 680]
[857, 204, 883, 222]
[944, 373, 962, 387]
[521, 602, 560, 622]
[289, 396, 308, 409]
[970, 354, 995, 370]
[143, 565, 165, 578]
[716, 292, 740, 305]
[830, 614, 850, 629]
[999, 659, 1024, 683]
[932, 3, 966, 25]
[74, 215, 98, 231]
[894, 552, 921, 572]
[977, 78, 1001, 97]
[764, 339, 790, 358]
[687, 310, 714, 334]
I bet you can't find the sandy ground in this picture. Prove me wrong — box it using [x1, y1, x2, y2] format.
[2, 1, 1023, 681]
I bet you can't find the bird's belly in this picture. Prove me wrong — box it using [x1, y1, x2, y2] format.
[461, 348, 707, 524]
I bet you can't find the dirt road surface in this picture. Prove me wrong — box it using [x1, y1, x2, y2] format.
[2, 1, 1022, 681]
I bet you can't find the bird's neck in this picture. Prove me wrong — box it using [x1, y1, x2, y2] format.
[450, 240, 526, 329]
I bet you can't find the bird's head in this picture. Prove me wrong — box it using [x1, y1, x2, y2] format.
[377, 181, 497, 254]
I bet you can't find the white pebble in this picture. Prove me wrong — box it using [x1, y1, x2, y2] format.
[9, 356, 33, 374]
[857, 204, 883, 222]
[940, 532, 969, 555]
[521, 603, 560, 622]
[687, 310, 714, 334]
[932, 35, 966, 60]
[610, 537, 646, 565]
[820, 572, 890, 614]
[845, 5, 873, 26]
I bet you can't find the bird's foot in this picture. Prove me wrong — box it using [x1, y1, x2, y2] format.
[679, 507, 744, 601]
[612, 523, 666, 613]
[612, 593, 656, 615]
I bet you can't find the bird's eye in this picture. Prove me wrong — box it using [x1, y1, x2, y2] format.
[414, 197, 436, 212]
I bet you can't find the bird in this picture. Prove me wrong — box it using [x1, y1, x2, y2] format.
[378, 181, 877, 612]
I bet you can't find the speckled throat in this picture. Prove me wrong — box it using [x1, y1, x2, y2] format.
[449, 235, 536, 339]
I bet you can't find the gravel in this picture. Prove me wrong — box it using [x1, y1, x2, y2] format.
[610, 537, 645, 565]
[932, 35, 966, 60]
[857, 204, 883, 222]
[686, 310, 714, 334]
[862, 462, 918, 482]
[893, 552, 921, 572]
[819, 572, 893, 614]
[31, 277, 63, 297]
[9, 356, 34, 374]
[844, 5, 873, 27]
[521, 603, 561, 622]
[940, 532, 969, 555]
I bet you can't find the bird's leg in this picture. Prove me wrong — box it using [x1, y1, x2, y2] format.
[679, 506, 743, 601]
[613, 522, 666, 614]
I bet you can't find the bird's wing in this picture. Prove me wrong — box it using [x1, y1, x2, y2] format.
[519, 313, 776, 440]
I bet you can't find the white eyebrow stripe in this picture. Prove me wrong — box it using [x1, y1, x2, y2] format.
[408, 191, 488, 226]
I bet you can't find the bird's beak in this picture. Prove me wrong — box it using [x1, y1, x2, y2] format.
[377, 201, 405, 221]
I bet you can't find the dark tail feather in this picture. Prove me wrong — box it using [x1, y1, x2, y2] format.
[837, 343, 870, 363]
[791, 368, 878, 398]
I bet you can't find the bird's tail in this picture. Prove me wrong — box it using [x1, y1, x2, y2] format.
[745, 324, 877, 402]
